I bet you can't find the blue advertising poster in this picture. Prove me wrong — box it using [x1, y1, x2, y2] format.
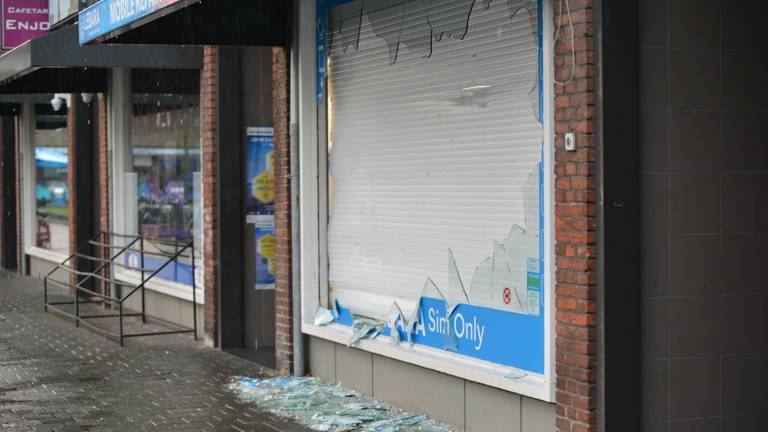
[246, 127, 275, 216]
[255, 226, 276, 289]
[79, 0, 182, 44]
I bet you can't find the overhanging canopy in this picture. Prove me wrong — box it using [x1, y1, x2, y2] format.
[0, 94, 54, 114]
[0, 25, 202, 94]
[79, 0, 289, 46]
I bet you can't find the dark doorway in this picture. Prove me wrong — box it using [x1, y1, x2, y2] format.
[219, 47, 277, 370]
[239, 47, 277, 370]
[2, 114, 18, 271]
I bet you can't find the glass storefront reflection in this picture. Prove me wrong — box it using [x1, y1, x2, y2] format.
[34, 105, 69, 254]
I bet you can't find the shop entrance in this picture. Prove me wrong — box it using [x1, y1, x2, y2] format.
[226, 47, 277, 369]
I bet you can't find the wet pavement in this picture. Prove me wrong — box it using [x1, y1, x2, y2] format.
[0, 271, 309, 432]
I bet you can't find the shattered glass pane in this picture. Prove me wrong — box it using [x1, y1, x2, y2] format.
[427, 0, 477, 41]
[328, 0, 541, 69]
[348, 317, 384, 347]
[329, 0, 365, 52]
[228, 376, 457, 432]
[366, 1, 408, 64]
[314, 306, 339, 326]
[398, 0, 432, 58]
[468, 165, 540, 314]
[326, 0, 545, 341]
[387, 302, 406, 344]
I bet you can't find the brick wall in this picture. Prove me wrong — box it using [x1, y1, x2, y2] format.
[97, 95, 110, 295]
[199, 46, 294, 366]
[552, 1, 598, 432]
[201, 46, 219, 346]
[273, 46, 293, 375]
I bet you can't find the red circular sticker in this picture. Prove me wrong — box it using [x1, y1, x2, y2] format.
[503, 287, 512, 305]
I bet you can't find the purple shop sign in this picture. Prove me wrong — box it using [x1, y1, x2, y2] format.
[2, 0, 48, 50]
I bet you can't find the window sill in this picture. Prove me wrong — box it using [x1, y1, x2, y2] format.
[303, 322, 554, 402]
[114, 269, 204, 305]
[26, 247, 69, 266]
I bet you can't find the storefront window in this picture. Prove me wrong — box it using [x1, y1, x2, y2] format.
[121, 86, 202, 287]
[310, 0, 553, 393]
[49, 0, 78, 24]
[33, 105, 69, 255]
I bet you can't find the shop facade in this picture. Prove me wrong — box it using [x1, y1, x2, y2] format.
[13, 0, 766, 431]
[75, 0, 294, 369]
[296, 1, 570, 429]
[0, 2, 207, 340]
[74, 0, 597, 430]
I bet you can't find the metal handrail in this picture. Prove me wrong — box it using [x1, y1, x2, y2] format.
[73, 252, 156, 272]
[86, 241, 194, 259]
[44, 231, 199, 346]
[44, 231, 107, 279]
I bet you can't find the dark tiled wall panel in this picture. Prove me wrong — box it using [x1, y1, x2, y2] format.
[638, 0, 768, 430]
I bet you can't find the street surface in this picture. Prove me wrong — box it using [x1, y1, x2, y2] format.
[0, 271, 309, 432]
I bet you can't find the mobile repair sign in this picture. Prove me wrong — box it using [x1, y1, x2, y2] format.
[2, 0, 48, 49]
[78, 0, 181, 44]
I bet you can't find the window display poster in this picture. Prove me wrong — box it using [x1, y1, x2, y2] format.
[246, 127, 275, 216]
[255, 226, 276, 290]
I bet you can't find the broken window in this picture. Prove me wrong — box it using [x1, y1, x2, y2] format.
[321, 0, 547, 370]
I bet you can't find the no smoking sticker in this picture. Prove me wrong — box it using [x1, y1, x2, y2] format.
[503, 287, 512, 305]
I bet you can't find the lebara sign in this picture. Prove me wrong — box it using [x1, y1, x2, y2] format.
[78, 0, 180, 45]
[2, 0, 49, 49]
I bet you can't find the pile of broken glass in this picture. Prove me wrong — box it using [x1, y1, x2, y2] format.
[228, 376, 456, 432]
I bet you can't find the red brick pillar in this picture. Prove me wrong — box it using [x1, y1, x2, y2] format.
[97, 95, 110, 295]
[553, 2, 598, 432]
[201, 46, 220, 347]
[273, 46, 293, 375]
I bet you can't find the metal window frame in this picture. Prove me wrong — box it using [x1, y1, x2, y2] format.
[108, 68, 206, 305]
[597, 0, 641, 430]
[297, 0, 558, 402]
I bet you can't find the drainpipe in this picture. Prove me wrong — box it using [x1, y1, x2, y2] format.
[290, 0, 305, 377]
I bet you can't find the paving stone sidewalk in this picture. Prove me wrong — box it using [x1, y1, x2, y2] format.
[0, 271, 310, 432]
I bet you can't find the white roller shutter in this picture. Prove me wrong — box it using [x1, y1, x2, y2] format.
[326, 0, 544, 320]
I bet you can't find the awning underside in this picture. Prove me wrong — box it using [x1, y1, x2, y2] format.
[0, 25, 202, 94]
[0, 68, 107, 94]
[88, 0, 290, 46]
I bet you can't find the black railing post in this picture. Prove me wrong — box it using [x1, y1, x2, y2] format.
[140, 237, 146, 324]
[101, 232, 107, 299]
[191, 242, 198, 341]
[119, 302, 124, 347]
[75, 285, 80, 327]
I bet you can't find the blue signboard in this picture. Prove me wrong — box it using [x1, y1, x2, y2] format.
[124, 250, 198, 287]
[336, 297, 545, 374]
[78, 0, 181, 44]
